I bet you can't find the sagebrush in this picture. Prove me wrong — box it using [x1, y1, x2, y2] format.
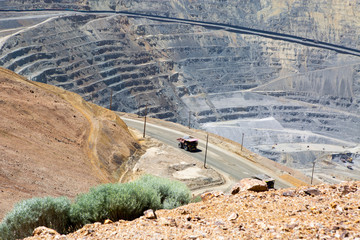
[0, 196, 71, 240]
[0, 175, 191, 240]
[134, 174, 191, 209]
[69, 181, 161, 228]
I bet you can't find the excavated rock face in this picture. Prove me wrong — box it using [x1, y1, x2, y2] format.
[3, 0, 360, 49]
[0, 1, 360, 180]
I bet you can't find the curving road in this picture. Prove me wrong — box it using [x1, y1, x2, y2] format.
[122, 117, 292, 189]
[1, 8, 360, 57]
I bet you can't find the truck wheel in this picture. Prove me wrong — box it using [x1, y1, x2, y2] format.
[185, 145, 189, 151]
[178, 142, 183, 148]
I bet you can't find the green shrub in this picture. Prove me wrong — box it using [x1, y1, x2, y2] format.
[0, 196, 71, 240]
[134, 175, 191, 209]
[70, 176, 191, 227]
[69, 181, 161, 228]
[0, 175, 192, 239]
[0, 223, 10, 240]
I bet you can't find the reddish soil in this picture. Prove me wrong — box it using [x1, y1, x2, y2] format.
[0, 68, 139, 220]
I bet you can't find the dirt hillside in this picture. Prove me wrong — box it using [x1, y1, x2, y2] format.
[0, 68, 140, 220]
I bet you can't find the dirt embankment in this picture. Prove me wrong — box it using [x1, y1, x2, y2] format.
[0, 68, 140, 219]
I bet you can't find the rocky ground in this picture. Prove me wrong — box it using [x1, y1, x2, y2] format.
[27, 181, 360, 240]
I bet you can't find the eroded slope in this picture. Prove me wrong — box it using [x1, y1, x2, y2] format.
[0, 67, 140, 219]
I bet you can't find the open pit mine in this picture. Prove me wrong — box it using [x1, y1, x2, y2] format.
[1, 0, 359, 183]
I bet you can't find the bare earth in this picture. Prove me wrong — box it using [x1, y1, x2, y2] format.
[0, 68, 140, 220]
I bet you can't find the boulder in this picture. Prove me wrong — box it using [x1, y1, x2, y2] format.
[231, 178, 268, 194]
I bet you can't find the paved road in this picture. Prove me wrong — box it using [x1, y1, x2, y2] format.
[122, 117, 292, 189]
[1, 8, 360, 57]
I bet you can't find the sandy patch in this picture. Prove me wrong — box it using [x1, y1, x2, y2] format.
[173, 166, 206, 180]
[122, 129, 225, 192]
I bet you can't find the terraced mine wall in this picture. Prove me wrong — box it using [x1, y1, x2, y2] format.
[1, 1, 360, 180]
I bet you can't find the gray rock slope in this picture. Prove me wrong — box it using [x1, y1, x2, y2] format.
[1, 1, 359, 180]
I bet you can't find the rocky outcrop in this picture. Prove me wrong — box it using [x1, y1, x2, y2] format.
[230, 178, 268, 194]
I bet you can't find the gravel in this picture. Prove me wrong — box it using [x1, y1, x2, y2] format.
[27, 181, 360, 239]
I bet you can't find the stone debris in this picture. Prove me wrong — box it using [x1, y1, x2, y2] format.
[159, 217, 177, 227]
[282, 190, 296, 197]
[338, 184, 358, 196]
[32, 227, 59, 236]
[144, 209, 157, 219]
[200, 191, 224, 201]
[177, 208, 190, 215]
[25, 181, 360, 240]
[227, 212, 238, 221]
[104, 219, 113, 224]
[304, 187, 322, 196]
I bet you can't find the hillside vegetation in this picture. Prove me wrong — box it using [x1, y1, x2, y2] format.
[0, 175, 191, 240]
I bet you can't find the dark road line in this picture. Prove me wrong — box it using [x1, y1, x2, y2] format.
[1, 8, 360, 57]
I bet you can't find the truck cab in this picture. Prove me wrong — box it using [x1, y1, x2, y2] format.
[177, 136, 198, 152]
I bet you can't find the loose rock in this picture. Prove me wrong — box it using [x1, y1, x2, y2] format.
[231, 178, 268, 194]
[304, 188, 322, 196]
[201, 191, 224, 201]
[104, 219, 113, 224]
[228, 212, 239, 221]
[32, 227, 59, 236]
[144, 209, 157, 219]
